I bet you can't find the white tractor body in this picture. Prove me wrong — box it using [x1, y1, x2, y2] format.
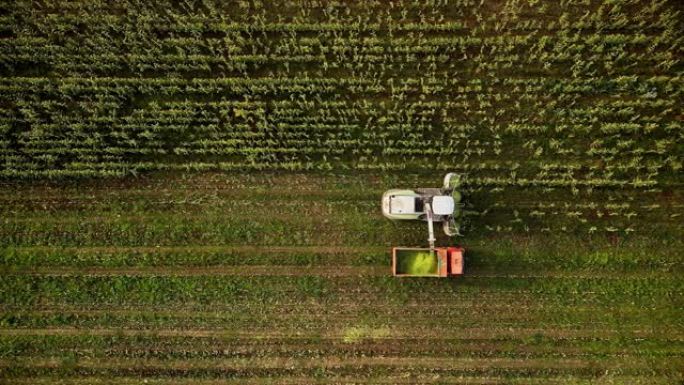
[381, 173, 464, 241]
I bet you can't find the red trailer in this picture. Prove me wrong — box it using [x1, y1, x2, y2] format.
[392, 246, 464, 277]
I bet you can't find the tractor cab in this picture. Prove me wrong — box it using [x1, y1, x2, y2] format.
[387, 194, 422, 215]
[381, 173, 464, 238]
[432, 195, 455, 216]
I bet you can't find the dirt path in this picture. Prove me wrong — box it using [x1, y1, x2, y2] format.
[0, 355, 657, 372]
[1, 327, 680, 340]
[5, 375, 675, 385]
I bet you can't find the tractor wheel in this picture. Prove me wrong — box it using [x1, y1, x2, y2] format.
[443, 219, 461, 236]
[443, 172, 461, 189]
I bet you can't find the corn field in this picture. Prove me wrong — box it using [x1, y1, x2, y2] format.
[0, 0, 682, 384]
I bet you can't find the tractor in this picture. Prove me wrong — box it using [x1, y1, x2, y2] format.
[381, 173, 465, 277]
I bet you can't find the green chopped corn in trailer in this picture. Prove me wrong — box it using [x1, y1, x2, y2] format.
[396, 250, 438, 275]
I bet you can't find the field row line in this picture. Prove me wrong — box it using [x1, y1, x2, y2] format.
[1, 265, 678, 278]
[0, 245, 385, 253]
[4, 375, 676, 385]
[3, 300, 676, 314]
[1, 327, 681, 340]
[0, 355, 659, 371]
